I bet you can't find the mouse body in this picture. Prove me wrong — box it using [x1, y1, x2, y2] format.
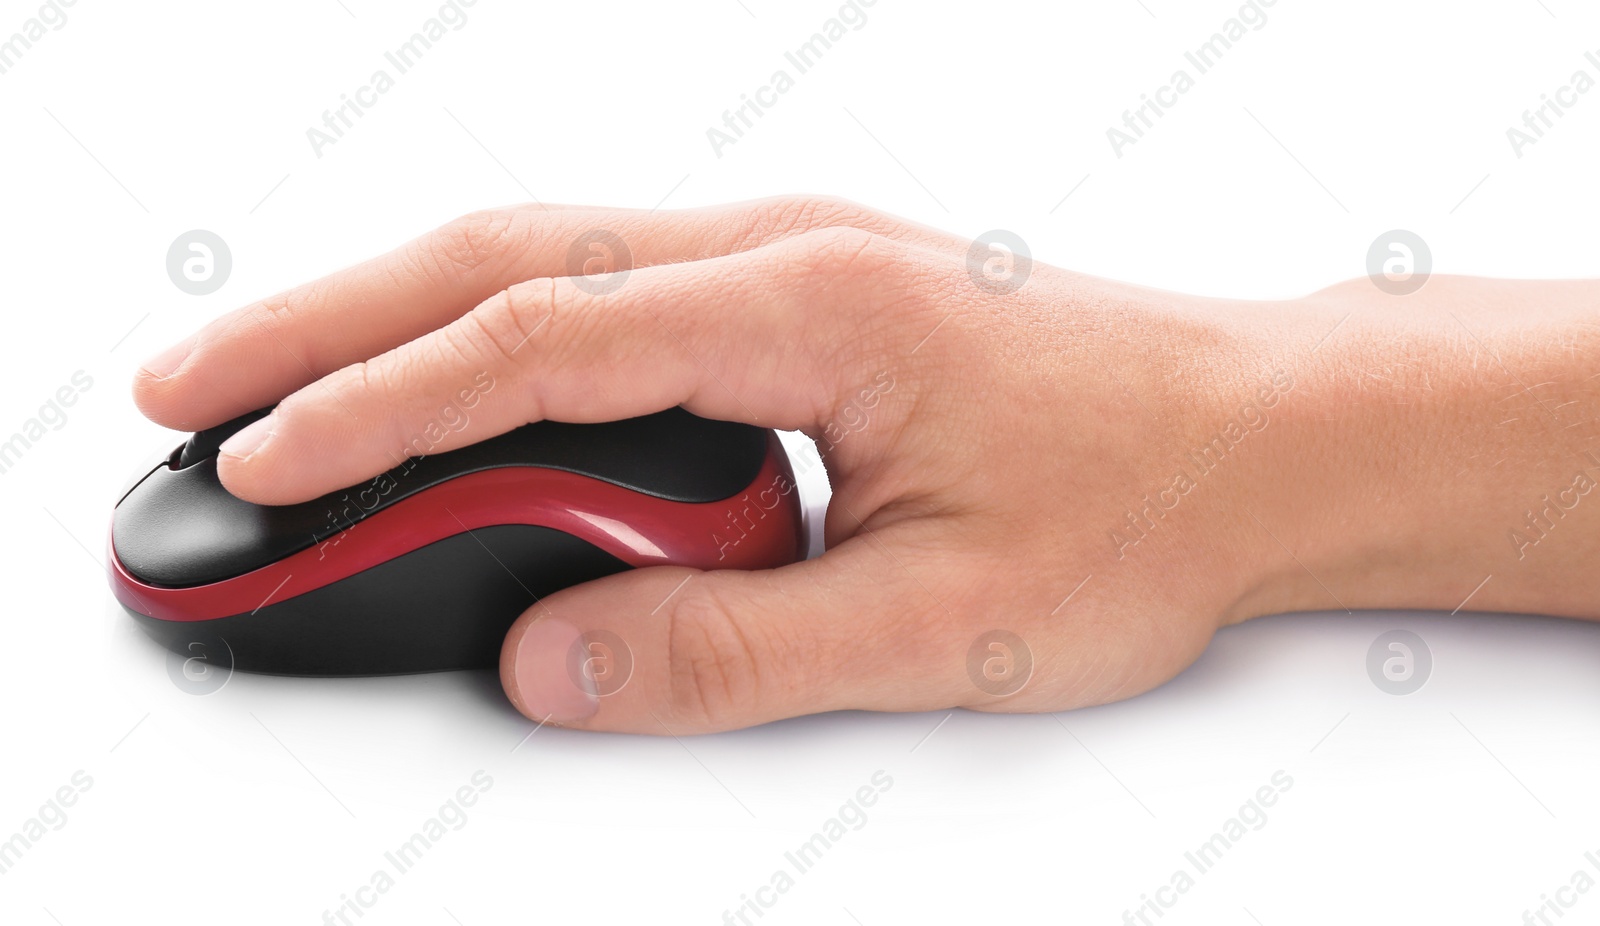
[109, 407, 805, 676]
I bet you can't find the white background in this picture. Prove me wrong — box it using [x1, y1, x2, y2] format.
[3, 1, 1599, 924]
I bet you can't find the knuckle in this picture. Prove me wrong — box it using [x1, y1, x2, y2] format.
[451, 284, 556, 368]
[235, 289, 318, 361]
[785, 225, 895, 283]
[664, 587, 767, 727]
[333, 359, 420, 459]
[255, 292, 299, 326]
[333, 358, 390, 412]
[417, 209, 528, 279]
[744, 195, 880, 246]
[257, 305, 315, 371]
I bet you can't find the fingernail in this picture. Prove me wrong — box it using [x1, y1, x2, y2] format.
[219, 414, 273, 459]
[508, 618, 600, 723]
[140, 337, 195, 380]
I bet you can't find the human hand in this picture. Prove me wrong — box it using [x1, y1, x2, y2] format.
[132, 197, 1600, 733]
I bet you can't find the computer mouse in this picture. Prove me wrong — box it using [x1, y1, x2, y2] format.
[108, 407, 806, 676]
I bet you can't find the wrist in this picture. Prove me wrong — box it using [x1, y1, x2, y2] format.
[1230, 277, 1600, 623]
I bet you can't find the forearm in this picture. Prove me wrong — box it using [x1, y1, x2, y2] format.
[1234, 277, 1600, 622]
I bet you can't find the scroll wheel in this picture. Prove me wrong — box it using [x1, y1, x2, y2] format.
[177, 407, 273, 469]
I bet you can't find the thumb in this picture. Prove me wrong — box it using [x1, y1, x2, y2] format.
[498, 544, 958, 734]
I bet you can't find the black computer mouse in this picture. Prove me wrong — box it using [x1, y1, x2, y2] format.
[109, 407, 805, 676]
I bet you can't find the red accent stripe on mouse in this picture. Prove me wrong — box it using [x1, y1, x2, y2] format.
[108, 406, 806, 677]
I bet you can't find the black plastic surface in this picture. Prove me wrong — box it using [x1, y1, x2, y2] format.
[179, 407, 270, 469]
[114, 406, 767, 588]
[126, 524, 630, 675]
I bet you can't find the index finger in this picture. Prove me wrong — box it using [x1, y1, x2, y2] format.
[133, 196, 948, 432]
[212, 226, 935, 505]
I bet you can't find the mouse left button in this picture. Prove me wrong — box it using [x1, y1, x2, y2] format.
[178, 407, 272, 468]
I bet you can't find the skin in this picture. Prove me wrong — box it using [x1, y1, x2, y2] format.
[132, 196, 1600, 734]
